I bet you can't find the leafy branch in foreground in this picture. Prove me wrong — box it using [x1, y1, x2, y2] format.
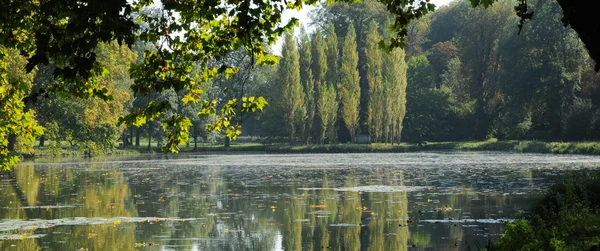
[1, 0, 590, 170]
[199, 96, 268, 141]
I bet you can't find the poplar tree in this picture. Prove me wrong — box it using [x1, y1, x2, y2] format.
[318, 82, 338, 144]
[339, 23, 361, 142]
[383, 47, 408, 143]
[382, 76, 392, 142]
[365, 20, 384, 142]
[279, 32, 305, 142]
[311, 31, 328, 90]
[311, 31, 329, 143]
[325, 23, 340, 142]
[325, 23, 339, 89]
[298, 27, 315, 144]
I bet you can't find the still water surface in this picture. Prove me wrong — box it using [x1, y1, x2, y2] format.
[2, 151, 600, 250]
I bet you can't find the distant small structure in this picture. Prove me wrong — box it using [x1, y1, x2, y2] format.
[356, 134, 371, 144]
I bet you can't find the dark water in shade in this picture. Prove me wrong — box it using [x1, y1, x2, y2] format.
[2, 151, 600, 250]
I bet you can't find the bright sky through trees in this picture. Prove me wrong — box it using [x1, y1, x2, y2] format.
[274, 0, 453, 55]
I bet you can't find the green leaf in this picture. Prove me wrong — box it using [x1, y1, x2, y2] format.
[255, 54, 280, 65]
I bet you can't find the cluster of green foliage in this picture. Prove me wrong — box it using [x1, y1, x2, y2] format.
[402, 0, 600, 143]
[31, 42, 137, 154]
[29, 42, 277, 156]
[0, 0, 443, 169]
[1, 0, 598, 169]
[312, 0, 410, 144]
[0, 48, 43, 167]
[266, 2, 409, 144]
[486, 172, 600, 251]
[338, 23, 362, 142]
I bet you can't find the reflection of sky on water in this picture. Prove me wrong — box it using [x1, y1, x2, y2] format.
[2, 152, 600, 250]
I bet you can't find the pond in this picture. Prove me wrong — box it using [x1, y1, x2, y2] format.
[1, 151, 600, 250]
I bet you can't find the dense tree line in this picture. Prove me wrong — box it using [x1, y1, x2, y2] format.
[3, 0, 600, 169]
[15, 0, 410, 152]
[6, 0, 600, 160]
[261, 18, 409, 144]
[271, 0, 597, 144]
[10, 41, 245, 155]
[401, 0, 600, 143]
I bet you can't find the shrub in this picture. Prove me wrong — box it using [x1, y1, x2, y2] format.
[486, 173, 600, 251]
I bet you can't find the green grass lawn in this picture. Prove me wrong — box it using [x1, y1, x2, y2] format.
[263, 140, 600, 155]
[28, 138, 600, 159]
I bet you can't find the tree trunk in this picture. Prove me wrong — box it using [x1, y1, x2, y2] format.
[194, 135, 198, 150]
[39, 136, 45, 147]
[391, 124, 394, 146]
[135, 128, 140, 147]
[475, 70, 488, 140]
[185, 128, 190, 149]
[148, 125, 152, 150]
[397, 121, 402, 144]
[121, 132, 129, 147]
[156, 133, 161, 150]
[475, 102, 488, 140]
[7, 134, 16, 152]
[129, 128, 133, 146]
[224, 136, 230, 148]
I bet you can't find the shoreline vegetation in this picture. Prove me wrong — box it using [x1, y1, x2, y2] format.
[25, 139, 600, 160]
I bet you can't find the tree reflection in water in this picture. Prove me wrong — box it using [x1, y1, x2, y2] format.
[0, 153, 575, 250]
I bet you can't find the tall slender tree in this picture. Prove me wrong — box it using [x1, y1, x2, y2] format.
[298, 27, 315, 144]
[325, 23, 340, 94]
[312, 31, 328, 90]
[279, 32, 305, 142]
[318, 82, 338, 144]
[365, 20, 384, 142]
[339, 23, 361, 142]
[311, 30, 329, 143]
[325, 22, 340, 142]
[383, 47, 408, 143]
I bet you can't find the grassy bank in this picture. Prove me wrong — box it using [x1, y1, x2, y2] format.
[33, 146, 142, 158]
[27, 140, 600, 160]
[263, 140, 600, 155]
[424, 140, 600, 155]
[186, 140, 600, 155]
[27, 142, 266, 159]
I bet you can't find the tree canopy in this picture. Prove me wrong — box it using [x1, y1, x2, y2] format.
[1, 0, 600, 169]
